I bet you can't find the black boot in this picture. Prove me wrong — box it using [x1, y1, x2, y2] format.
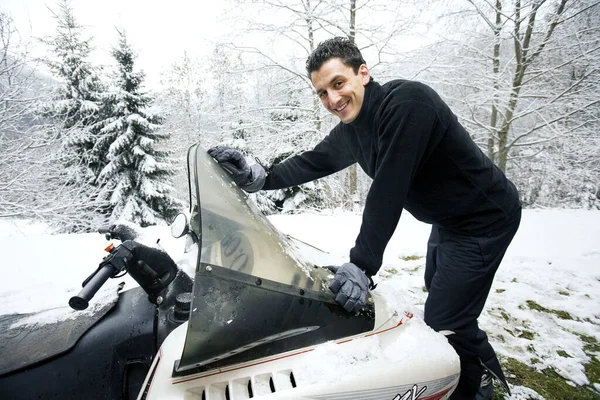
[475, 370, 494, 400]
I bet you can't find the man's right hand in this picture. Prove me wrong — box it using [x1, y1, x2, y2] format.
[208, 146, 266, 192]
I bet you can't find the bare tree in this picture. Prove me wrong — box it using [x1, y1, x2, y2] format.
[156, 52, 209, 200]
[394, 0, 600, 207]
[425, 0, 600, 172]
[0, 12, 44, 219]
[0, 13, 37, 138]
[212, 0, 425, 210]
[0, 12, 111, 228]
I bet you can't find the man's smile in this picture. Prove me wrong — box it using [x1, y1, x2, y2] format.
[311, 58, 370, 123]
[333, 100, 349, 112]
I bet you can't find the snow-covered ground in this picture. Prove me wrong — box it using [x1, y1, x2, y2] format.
[1, 209, 599, 398]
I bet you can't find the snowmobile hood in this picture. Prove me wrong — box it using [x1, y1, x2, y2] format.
[174, 145, 375, 376]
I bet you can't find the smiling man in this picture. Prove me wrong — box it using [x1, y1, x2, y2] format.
[312, 57, 370, 123]
[208, 37, 521, 400]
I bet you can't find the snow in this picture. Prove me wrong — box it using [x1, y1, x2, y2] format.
[270, 209, 600, 397]
[1, 209, 599, 398]
[295, 317, 459, 386]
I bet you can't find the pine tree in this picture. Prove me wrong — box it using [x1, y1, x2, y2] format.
[96, 30, 182, 226]
[236, 75, 325, 214]
[40, 0, 107, 183]
[256, 91, 326, 214]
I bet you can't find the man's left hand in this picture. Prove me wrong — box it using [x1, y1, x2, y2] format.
[328, 263, 370, 313]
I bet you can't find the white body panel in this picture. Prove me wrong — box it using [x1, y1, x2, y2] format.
[139, 293, 460, 400]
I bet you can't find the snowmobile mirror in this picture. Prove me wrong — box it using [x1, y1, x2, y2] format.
[171, 213, 189, 239]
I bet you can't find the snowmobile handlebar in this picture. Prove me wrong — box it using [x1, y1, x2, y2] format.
[69, 264, 115, 310]
[69, 241, 136, 311]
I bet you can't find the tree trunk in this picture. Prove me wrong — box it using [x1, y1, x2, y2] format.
[305, 0, 322, 136]
[496, 0, 568, 171]
[488, 0, 502, 163]
[348, 0, 358, 208]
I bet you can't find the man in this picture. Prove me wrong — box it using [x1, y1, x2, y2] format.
[208, 37, 521, 400]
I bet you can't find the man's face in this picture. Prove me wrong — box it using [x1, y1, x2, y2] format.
[311, 58, 370, 124]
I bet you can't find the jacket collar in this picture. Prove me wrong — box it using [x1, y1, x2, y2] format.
[348, 79, 383, 130]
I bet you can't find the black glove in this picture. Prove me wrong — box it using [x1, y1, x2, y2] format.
[121, 240, 180, 296]
[98, 223, 141, 242]
[328, 262, 370, 313]
[208, 146, 266, 193]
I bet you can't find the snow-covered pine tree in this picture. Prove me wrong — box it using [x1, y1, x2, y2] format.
[96, 29, 182, 226]
[39, 0, 107, 183]
[156, 52, 209, 202]
[31, 0, 114, 232]
[254, 89, 326, 214]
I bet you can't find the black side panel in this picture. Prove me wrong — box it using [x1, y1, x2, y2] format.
[0, 297, 117, 376]
[0, 287, 156, 400]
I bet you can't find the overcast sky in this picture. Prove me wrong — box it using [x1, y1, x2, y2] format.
[2, 0, 232, 88]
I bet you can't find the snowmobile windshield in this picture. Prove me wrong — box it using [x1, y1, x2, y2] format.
[186, 144, 330, 292]
[176, 145, 375, 376]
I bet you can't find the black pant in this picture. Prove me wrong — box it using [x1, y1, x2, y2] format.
[423, 209, 521, 399]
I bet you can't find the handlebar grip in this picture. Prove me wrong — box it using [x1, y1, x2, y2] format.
[97, 225, 111, 234]
[69, 265, 115, 310]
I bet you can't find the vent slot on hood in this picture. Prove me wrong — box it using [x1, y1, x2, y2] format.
[185, 369, 298, 399]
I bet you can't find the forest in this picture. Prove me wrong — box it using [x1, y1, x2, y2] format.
[1, 0, 598, 231]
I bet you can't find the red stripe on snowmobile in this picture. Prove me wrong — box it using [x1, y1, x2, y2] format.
[141, 348, 163, 400]
[421, 386, 453, 400]
[173, 313, 412, 385]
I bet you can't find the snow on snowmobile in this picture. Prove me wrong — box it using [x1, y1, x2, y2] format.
[0, 144, 460, 400]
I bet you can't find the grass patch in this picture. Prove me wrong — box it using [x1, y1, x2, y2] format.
[584, 354, 600, 389]
[526, 300, 574, 320]
[519, 330, 535, 340]
[500, 310, 511, 323]
[491, 388, 506, 400]
[385, 267, 398, 275]
[409, 265, 422, 273]
[581, 334, 600, 353]
[559, 290, 570, 296]
[580, 334, 600, 385]
[557, 350, 571, 358]
[504, 328, 515, 337]
[401, 255, 422, 261]
[496, 288, 506, 293]
[497, 357, 600, 400]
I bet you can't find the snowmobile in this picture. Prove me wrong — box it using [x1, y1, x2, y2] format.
[0, 144, 460, 400]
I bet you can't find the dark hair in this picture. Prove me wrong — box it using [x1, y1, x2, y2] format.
[306, 37, 366, 77]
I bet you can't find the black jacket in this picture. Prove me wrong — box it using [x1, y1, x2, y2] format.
[263, 80, 520, 276]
